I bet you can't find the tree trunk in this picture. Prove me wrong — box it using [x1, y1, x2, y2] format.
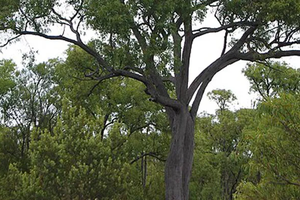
[165, 107, 195, 200]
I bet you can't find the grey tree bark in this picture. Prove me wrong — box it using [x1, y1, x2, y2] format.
[164, 105, 195, 200]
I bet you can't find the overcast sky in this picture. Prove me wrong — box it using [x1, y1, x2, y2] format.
[0, 13, 299, 115]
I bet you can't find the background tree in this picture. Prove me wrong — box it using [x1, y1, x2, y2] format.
[0, 57, 61, 172]
[0, 100, 132, 200]
[2, 1, 300, 199]
[235, 93, 300, 200]
[235, 62, 300, 199]
[243, 61, 300, 101]
[207, 89, 237, 111]
[190, 89, 256, 200]
[0, 51, 170, 199]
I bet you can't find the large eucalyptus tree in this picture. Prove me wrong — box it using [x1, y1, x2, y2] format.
[1, 0, 300, 199]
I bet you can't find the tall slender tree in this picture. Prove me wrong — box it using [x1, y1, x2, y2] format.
[2, 1, 300, 199]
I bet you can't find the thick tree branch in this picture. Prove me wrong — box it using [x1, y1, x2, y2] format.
[131, 23, 148, 53]
[87, 69, 181, 111]
[176, 17, 193, 102]
[190, 77, 211, 119]
[221, 30, 228, 56]
[230, 26, 257, 52]
[87, 69, 148, 95]
[187, 52, 238, 104]
[238, 49, 300, 61]
[113, 69, 148, 84]
[123, 66, 144, 75]
[145, 82, 182, 111]
[171, 23, 182, 95]
[187, 26, 256, 104]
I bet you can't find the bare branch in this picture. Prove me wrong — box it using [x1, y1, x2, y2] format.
[18, 30, 112, 72]
[192, 21, 257, 39]
[130, 152, 166, 164]
[76, 15, 85, 32]
[51, 4, 87, 43]
[51, 8, 70, 24]
[271, 40, 300, 51]
[100, 115, 117, 140]
[87, 69, 148, 95]
[221, 30, 228, 56]
[0, 34, 22, 48]
[19, 30, 78, 45]
[70, 0, 85, 22]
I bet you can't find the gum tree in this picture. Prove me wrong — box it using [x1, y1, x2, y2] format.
[243, 61, 300, 101]
[2, 0, 300, 199]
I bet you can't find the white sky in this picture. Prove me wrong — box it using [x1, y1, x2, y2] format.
[0, 13, 299, 115]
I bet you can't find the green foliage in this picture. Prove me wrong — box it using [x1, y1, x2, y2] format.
[0, 58, 61, 174]
[207, 89, 237, 110]
[0, 57, 60, 126]
[86, 0, 132, 36]
[55, 45, 169, 136]
[235, 93, 300, 199]
[0, 49, 169, 199]
[243, 61, 300, 101]
[85, 0, 178, 66]
[0, 127, 19, 176]
[0, 0, 19, 30]
[190, 121, 222, 200]
[53, 47, 169, 198]
[215, 0, 300, 53]
[0, 101, 130, 200]
[0, 59, 16, 96]
[235, 61, 300, 199]
[219, 0, 300, 25]
[2, 53, 300, 199]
